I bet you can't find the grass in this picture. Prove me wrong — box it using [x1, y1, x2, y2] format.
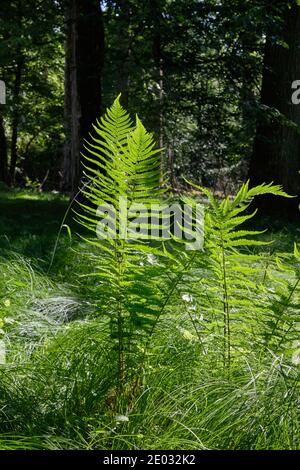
[0, 188, 299, 450]
[0, 189, 69, 264]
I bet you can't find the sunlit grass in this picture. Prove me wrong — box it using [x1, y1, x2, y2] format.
[0, 189, 299, 450]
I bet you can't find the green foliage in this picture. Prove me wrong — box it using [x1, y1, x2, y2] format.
[102, 0, 292, 190]
[73, 97, 300, 420]
[0, 100, 299, 449]
[0, 0, 64, 186]
[179, 181, 296, 370]
[76, 96, 169, 399]
[0, 183, 299, 448]
[1, 0, 298, 194]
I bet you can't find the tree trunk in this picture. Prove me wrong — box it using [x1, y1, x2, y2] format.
[151, 0, 164, 182]
[61, 0, 104, 195]
[249, 2, 300, 216]
[115, 0, 131, 108]
[0, 113, 8, 184]
[9, 55, 23, 185]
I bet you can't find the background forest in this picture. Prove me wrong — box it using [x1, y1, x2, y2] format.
[0, 0, 300, 214]
[0, 0, 300, 453]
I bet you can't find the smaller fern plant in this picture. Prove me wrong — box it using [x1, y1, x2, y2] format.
[180, 181, 291, 371]
[261, 243, 300, 359]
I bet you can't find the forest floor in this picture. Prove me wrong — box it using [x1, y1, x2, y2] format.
[0, 189, 299, 450]
[0, 189, 69, 264]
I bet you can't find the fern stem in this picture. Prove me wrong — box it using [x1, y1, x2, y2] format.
[220, 229, 230, 372]
[115, 236, 126, 398]
[117, 311, 125, 394]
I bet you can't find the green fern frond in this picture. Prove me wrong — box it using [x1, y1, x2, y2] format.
[75, 96, 171, 401]
[180, 181, 292, 370]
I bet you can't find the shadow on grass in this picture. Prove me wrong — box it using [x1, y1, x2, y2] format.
[0, 190, 83, 266]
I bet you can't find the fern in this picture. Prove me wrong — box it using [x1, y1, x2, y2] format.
[261, 244, 300, 358]
[181, 181, 291, 370]
[75, 96, 170, 401]
[75, 96, 296, 402]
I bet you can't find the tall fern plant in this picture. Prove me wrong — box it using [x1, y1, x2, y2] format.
[76, 96, 167, 399]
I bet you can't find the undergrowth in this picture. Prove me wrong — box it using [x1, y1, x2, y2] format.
[0, 97, 299, 450]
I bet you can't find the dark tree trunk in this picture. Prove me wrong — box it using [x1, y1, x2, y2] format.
[151, 0, 163, 142]
[9, 55, 23, 185]
[61, 0, 104, 195]
[249, 2, 300, 216]
[115, 0, 131, 108]
[150, 0, 164, 181]
[0, 113, 8, 184]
